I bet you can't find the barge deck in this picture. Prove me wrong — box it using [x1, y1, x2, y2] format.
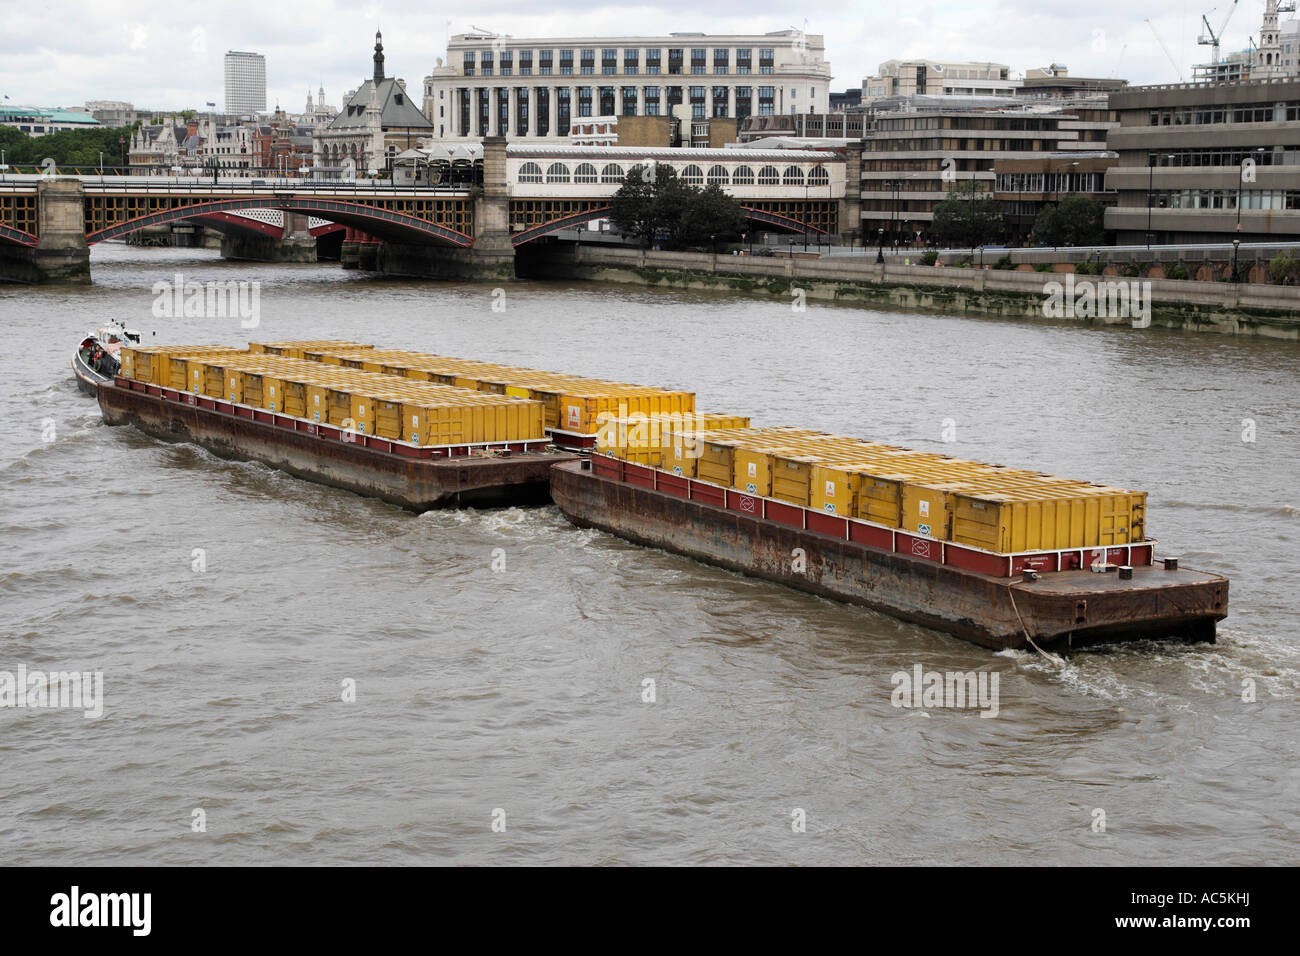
[98, 378, 579, 510]
[550, 459, 1228, 651]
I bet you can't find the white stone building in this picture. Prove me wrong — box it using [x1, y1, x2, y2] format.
[421, 30, 832, 143]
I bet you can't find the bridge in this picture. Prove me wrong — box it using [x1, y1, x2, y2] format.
[0, 137, 848, 282]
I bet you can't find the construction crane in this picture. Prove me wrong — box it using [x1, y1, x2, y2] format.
[1198, 1, 1240, 64]
[1146, 19, 1185, 81]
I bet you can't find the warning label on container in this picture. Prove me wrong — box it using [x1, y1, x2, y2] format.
[918, 523, 932, 536]
[919, 501, 930, 517]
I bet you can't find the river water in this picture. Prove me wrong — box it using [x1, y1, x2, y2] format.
[1, 242, 1296, 865]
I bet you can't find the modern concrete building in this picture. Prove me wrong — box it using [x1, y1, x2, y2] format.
[1104, 76, 1300, 243]
[994, 152, 1119, 243]
[224, 51, 267, 115]
[860, 103, 1090, 244]
[737, 112, 869, 142]
[862, 60, 1017, 105]
[421, 30, 832, 143]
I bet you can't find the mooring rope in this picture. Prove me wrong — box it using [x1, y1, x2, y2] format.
[1009, 586, 1064, 666]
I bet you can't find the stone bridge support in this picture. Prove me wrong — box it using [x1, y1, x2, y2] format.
[0, 178, 90, 284]
[378, 135, 516, 281]
[220, 211, 318, 263]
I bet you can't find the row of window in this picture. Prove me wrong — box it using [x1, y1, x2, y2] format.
[517, 161, 831, 187]
[1151, 188, 1300, 211]
[464, 47, 775, 77]
[870, 138, 1060, 153]
[993, 172, 1111, 193]
[460, 86, 777, 128]
[1147, 102, 1300, 126]
[1148, 148, 1292, 167]
[876, 116, 1058, 132]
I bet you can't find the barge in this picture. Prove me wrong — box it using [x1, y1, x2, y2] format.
[550, 457, 1229, 651]
[98, 377, 578, 510]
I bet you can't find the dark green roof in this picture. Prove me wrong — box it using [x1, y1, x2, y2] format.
[329, 78, 432, 130]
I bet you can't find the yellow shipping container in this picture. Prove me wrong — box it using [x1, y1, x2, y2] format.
[349, 394, 378, 434]
[810, 463, 863, 517]
[770, 454, 816, 506]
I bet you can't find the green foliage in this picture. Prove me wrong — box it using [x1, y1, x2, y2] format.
[954, 255, 972, 268]
[610, 165, 747, 249]
[1269, 254, 1298, 284]
[1123, 262, 1146, 278]
[930, 180, 1003, 249]
[0, 123, 138, 168]
[1074, 258, 1102, 275]
[920, 249, 938, 266]
[1032, 262, 1054, 273]
[1031, 195, 1110, 248]
[1165, 263, 1190, 280]
[993, 254, 1015, 270]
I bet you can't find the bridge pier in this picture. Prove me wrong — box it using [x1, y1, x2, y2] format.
[378, 136, 516, 281]
[0, 179, 90, 284]
[220, 212, 317, 263]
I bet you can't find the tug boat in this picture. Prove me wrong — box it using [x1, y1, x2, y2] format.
[72, 321, 143, 396]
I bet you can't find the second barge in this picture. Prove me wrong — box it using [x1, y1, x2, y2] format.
[99, 377, 579, 510]
[550, 457, 1229, 651]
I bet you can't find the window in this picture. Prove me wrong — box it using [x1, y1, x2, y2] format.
[519, 162, 543, 183]
[622, 86, 638, 116]
[735, 87, 752, 121]
[601, 163, 624, 183]
[520, 50, 533, 75]
[713, 48, 729, 74]
[691, 49, 707, 74]
[500, 51, 513, 76]
[599, 86, 615, 115]
[602, 49, 617, 74]
[578, 87, 592, 117]
[808, 166, 829, 186]
[712, 86, 729, 118]
[758, 86, 775, 115]
[681, 164, 704, 185]
[757, 165, 780, 185]
[580, 49, 595, 75]
[546, 162, 571, 183]
[644, 86, 661, 116]
[574, 162, 598, 184]
[646, 49, 661, 75]
[624, 49, 639, 74]
[463, 53, 476, 76]
[707, 165, 728, 185]
[668, 48, 684, 74]
[732, 165, 755, 185]
[481, 51, 493, 77]
[560, 49, 574, 75]
[736, 49, 752, 74]
[540, 50, 553, 75]
[690, 86, 706, 119]
[759, 49, 774, 74]
[782, 166, 804, 186]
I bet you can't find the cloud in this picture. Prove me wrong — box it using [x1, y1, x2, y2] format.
[0, 0, 1275, 111]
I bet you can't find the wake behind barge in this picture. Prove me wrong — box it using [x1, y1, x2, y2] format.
[551, 457, 1228, 651]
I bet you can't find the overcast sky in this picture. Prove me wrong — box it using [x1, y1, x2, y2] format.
[0, 1, 1283, 112]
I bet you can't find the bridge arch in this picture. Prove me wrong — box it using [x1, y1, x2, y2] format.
[85, 198, 472, 247]
[0, 223, 38, 248]
[511, 204, 832, 246]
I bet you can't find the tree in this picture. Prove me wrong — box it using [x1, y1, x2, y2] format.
[1031, 195, 1109, 247]
[609, 165, 747, 250]
[0, 123, 139, 168]
[930, 180, 1003, 250]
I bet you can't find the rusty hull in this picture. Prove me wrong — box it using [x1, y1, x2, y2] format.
[549, 461, 1228, 651]
[98, 383, 579, 510]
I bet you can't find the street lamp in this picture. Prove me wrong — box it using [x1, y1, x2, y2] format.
[1232, 238, 1241, 283]
[876, 226, 885, 263]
